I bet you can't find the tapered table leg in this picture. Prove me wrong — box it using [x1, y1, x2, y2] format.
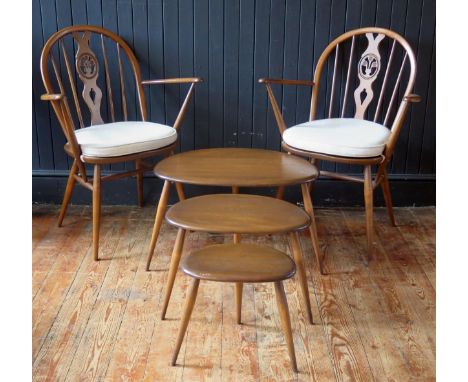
[146, 180, 171, 271]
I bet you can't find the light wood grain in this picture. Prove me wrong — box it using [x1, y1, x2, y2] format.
[33, 205, 435, 381]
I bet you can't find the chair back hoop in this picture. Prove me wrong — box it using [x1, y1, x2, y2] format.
[40, 25, 148, 155]
[310, 27, 417, 159]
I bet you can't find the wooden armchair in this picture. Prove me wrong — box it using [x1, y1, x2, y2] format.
[260, 27, 420, 260]
[40, 25, 201, 261]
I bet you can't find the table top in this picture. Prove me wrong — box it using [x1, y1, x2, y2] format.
[154, 148, 318, 187]
[182, 243, 296, 283]
[165, 194, 310, 234]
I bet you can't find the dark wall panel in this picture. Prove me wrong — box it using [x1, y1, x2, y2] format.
[32, 0, 436, 204]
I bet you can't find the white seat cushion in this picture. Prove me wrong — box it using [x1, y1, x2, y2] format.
[75, 121, 177, 157]
[282, 118, 391, 158]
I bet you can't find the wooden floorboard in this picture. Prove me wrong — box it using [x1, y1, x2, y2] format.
[32, 205, 436, 381]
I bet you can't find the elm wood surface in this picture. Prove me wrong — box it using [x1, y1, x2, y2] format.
[166, 194, 310, 234]
[181, 243, 296, 282]
[153, 148, 318, 187]
[32, 205, 436, 381]
[160, 194, 314, 324]
[260, 27, 420, 260]
[171, 244, 298, 372]
[147, 147, 323, 274]
[40, 25, 201, 262]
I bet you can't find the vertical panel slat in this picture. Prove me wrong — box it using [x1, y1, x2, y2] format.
[179, 0, 195, 151]
[162, 0, 181, 150]
[266, 0, 286, 151]
[117, 0, 137, 171]
[148, 0, 165, 126]
[237, 0, 256, 148]
[33, 0, 53, 169]
[223, 0, 240, 147]
[193, 0, 209, 149]
[405, 0, 436, 173]
[420, 35, 436, 174]
[374, 40, 396, 123]
[390, 0, 420, 174]
[208, 0, 224, 147]
[132, 0, 150, 122]
[282, 0, 301, 128]
[41, 0, 68, 171]
[295, 0, 316, 124]
[252, 0, 271, 149]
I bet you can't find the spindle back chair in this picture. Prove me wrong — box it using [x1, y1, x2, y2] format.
[40, 25, 201, 261]
[260, 27, 420, 259]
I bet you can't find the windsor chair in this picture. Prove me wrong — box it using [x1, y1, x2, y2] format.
[40, 25, 201, 261]
[260, 27, 420, 260]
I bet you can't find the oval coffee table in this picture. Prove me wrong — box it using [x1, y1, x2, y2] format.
[159, 193, 314, 324]
[146, 148, 324, 274]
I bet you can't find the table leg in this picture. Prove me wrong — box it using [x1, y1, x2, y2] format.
[171, 278, 200, 366]
[301, 183, 324, 275]
[175, 182, 185, 201]
[161, 228, 187, 319]
[274, 281, 298, 372]
[289, 232, 313, 324]
[146, 180, 171, 271]
[231, 186, 243, 324]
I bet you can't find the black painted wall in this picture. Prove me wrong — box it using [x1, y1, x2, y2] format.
[32, 0, 436, 206]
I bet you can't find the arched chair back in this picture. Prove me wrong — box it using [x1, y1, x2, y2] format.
[310, 27, 418, 159]
[41, 25, 147, 133]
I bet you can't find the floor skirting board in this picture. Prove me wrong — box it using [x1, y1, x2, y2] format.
[32, 174, 435, 207]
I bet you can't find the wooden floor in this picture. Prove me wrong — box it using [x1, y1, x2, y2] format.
[32, 204, 435, 381]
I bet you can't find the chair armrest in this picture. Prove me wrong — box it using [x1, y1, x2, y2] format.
[141, 77, 203, 86]
[41, 93, 64, 101]
[403, 93, 421, 103]
[258, 78, 315, 86]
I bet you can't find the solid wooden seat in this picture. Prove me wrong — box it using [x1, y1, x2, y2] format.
[182, 243, 296, 283]
[166, 194, 310, 234]
[172, 243, 298, 372]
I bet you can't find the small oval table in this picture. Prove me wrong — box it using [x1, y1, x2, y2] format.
[146, 148, 324, 274]
[171, 243, 298, 372]
[159, 193, 313, 324]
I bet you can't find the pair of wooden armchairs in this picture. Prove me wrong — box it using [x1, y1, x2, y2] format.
[40, 25, 418, 263]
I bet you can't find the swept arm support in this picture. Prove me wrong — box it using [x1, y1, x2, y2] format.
[258, 78, 315, 135]
[142, 77, 203, 131]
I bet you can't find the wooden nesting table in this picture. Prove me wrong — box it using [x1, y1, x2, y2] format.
[160, 193, 314, 324]
[172, 243, 298, 371]
[146, 148, 324, 274]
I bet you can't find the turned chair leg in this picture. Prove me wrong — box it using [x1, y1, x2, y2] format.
[274, 281, 298, 373]
[135, 159, 144, 208]
[92, 165, 102, 261]
[380, 167, 396, 227]
[171, 278, 200, 366]
[161, 228, 187, 319]
[301, 183, 324, 274]
[146, 180, 171, 271]
[363, 165, 374, 261]
[288, 232, 313, 324]
[57, 160, 78, 227]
